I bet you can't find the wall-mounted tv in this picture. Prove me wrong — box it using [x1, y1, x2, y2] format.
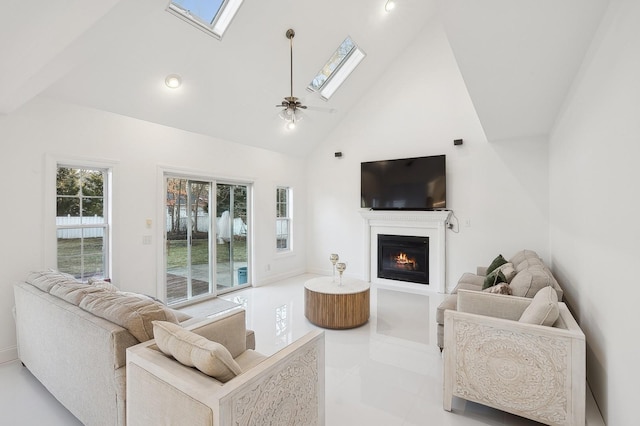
[361, 154, 446, 210]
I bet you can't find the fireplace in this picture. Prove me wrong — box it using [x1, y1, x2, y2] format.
[377, 234, 429, 284]
[360, 210, 450, 293]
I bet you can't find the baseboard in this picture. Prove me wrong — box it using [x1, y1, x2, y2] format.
[256, 268, 306, 286]
[0, 345, 18, 365]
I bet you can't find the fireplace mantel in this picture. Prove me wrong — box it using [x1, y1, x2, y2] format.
[359, 209, 451, 293]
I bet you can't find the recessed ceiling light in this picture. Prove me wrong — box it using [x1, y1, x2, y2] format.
[165, 74, 182, 89]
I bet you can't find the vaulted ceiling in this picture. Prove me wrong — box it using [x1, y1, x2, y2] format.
[0, 0, 608, 156]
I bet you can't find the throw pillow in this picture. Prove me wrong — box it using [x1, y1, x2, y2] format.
[482, 269, 506, 290]
[486, 254, 508, 275]
[519, 286, 559, 326]
[483, 282, 512, 295]
[510, 268, 553, 298]
[497, 262, 517, 283]
[152, 321, 242, 383]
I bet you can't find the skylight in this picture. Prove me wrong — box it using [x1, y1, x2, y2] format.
[307, 36, 366, 100]
[167, 0, 244, 40]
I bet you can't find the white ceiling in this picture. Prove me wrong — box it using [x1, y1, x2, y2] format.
[0, 0, 609, 156]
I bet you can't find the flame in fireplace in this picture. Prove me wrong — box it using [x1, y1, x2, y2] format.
[394, 252, 417, 270]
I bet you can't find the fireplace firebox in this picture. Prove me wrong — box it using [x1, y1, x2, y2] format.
[377, 234, 429, 284]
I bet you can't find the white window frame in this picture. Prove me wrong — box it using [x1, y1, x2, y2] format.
[45, 155, 115, 281]
[276, 186, 292, 252]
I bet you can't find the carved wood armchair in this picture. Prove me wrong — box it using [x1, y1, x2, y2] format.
[126, 310, 325, 426]
[443, 290, 585, 426]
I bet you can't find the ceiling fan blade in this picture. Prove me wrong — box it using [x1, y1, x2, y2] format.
[305, 105, 337, 114]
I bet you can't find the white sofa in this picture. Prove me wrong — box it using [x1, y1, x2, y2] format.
[12, 271, 254, 425]
[126, 312, 325, 425]
[436, 249, 564, 349]
[443, 289, 586, 425]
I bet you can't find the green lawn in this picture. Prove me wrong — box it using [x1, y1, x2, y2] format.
[166, 237, 247, 269]
[57, 237, 104, 278]
[57, 237, 247, 275]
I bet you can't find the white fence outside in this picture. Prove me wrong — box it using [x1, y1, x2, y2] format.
[166, 212, 247, 237]
[56, 216, 105, 239]
[57, 213, 248, 239]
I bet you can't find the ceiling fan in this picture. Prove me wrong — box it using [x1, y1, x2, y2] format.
[277, 29, 307, 130]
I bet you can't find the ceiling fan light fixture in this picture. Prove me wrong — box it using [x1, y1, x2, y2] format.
[279, 107, 303, 130]
[276, 28, 308, 130]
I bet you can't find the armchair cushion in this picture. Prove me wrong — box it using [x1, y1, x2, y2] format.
[152, 321, 242, 383]
[519, 286, 559, 326]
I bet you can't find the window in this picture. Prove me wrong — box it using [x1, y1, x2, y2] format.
[307, 36, 366, 100]
[56, 165, 110, 281]
[276, 187, 291, 251]
[167, 0, 244, 40]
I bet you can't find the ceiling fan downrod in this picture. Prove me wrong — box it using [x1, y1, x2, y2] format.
[286, 28, 295, 101]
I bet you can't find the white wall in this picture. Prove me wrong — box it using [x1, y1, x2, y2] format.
[549, 0, 640, 423]
[0, 97, 307, 362]
[306, 21, 551, 291]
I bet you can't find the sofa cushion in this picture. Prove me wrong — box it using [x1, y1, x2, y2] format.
[152, 321, 243, 383]
[80, 292, 179, 342]
[454, 273, 485, 293]
[515, 257, 545, 272]
[49, 282, 107, 305]
[519, 286, 559, 326]
[486, 254, 508, 275]
[89, 278, 119, 292]
[26, 270, 77, 292]
[509, 249, 540, 266]
[510, 268, 553, 298]
[436, 294, 458, 324]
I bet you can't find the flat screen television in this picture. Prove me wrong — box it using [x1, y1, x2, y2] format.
[361, 154, 446, 210]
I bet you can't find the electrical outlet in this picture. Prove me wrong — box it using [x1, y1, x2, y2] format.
[142, 235, 152, 245]
[265, 264, 271, 272]
[464, 219, 471, 228]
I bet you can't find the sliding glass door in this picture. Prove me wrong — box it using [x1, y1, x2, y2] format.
[165, 176, 250, 305]
[215, 183, 248, 294]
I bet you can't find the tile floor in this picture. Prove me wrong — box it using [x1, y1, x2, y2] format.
[1, 273, 605, 425]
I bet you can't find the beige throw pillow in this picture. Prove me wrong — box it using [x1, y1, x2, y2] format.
[510, 268, 553, 298]
[153, 321, 242, 383]
[483, 283, 512, 295]
[519, 286, 559, 326]
[496, 262, 517, 283]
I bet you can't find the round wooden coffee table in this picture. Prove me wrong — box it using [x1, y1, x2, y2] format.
[304, 276, 370, 329]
